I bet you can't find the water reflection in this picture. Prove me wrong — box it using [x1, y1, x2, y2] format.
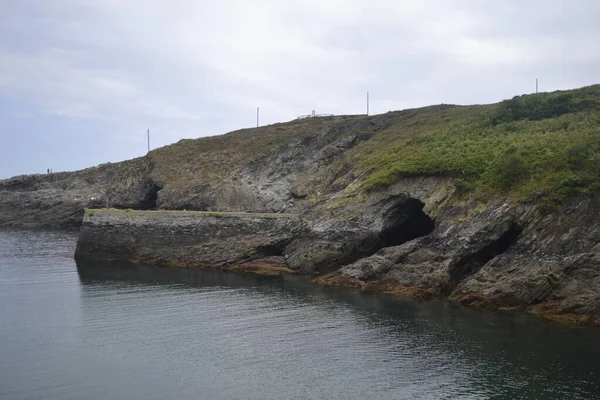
[3, 229, 598, 400]
[76, 261, 600, 400]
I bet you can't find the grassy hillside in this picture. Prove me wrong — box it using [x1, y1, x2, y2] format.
[148, 115, 364, 187]
[146, 84, 600, 205]
[351, 85, 600, 203]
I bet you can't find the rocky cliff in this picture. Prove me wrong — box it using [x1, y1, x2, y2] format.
[75, 209, 301, 276]
[2, 84, 600, 324]
[316, 193, 600, 326]
[0, 157, 159, 228]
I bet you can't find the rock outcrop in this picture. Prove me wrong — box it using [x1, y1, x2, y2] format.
[3, 86, 600, 325]
[75, 209, 301, 276]
[317, 197, 600, 325]
[0, 114, 392, 227]
[0, 157, 159, 228]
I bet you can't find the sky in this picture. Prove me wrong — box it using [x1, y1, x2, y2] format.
[1, 0, 599, 178]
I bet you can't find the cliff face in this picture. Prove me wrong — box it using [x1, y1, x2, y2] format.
[2, 85, 600, 324]
[75, 210, 301, 275]
[316, 193, 600, 325]
[0, 157, 159, 228]
[0, 114, 392, 227]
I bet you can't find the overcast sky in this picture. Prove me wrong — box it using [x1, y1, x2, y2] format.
[1, 0, 599, 178]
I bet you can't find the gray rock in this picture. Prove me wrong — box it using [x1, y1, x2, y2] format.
[75, 209, 301, 271]
[3, 111, 600, 325]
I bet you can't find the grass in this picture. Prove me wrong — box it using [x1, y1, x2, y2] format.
[148, 115, 363, 188]
[351, 85, 600, 203]
[128, 84, 600, 207]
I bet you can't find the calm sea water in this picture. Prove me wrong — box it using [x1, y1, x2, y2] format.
[0, 230, 599, 400]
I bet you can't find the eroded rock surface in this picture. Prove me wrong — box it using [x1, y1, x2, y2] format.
[75, 210, 301, 275]
[318, 198, 600, 325]
[0, 158, 158, 228]
[450, 198, 600, 325]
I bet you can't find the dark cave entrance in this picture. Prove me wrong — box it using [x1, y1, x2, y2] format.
[379, 197, 435, 248]
[447, 222, 522, 288]
[139, 179, 162, 210]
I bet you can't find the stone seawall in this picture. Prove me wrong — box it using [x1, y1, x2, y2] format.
[75, 209, 302, 275]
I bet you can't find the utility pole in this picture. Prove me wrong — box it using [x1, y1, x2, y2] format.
[257, 107, 259, 127]
[147, 129, 150, 153]
[536, 78, 538, 94]
[367, 91, 369, 116]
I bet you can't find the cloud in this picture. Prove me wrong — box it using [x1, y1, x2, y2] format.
[0, 0, 599, 178]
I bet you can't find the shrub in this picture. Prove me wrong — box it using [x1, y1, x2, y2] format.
[487, 150, 530, 191]
[353, 85, 600, 202]
[496, 91, 600, 123]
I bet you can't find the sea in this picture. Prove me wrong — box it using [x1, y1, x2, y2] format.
[1, 229, 599, 400]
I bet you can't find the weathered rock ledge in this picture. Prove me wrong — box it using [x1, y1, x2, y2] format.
[75, 209, 302, 276]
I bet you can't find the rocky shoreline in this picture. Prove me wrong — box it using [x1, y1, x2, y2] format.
[72, 187, 600, 326]
[313, 196, 600, 326]
[2, 91, 600, 326]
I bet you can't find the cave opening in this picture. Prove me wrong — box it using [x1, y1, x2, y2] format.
[254, 241, 287, 258]
[448, 222, 522, 288]
[379, 197, 435, 248]
[139, 179, 162, 210]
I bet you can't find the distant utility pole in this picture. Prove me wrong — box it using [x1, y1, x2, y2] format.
[366, 91, 370, 116]
[147, 129, 150, 153]
[257, 107, 259, 127]
[536, 78, 539, 94]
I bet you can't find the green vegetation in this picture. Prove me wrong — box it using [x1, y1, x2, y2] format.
[204, 212, 223, 217]
[353, 85, 600, 203]
[86, 210, 95, 217]
[137, 84, 599, 207]
[495, 86, 600, 122]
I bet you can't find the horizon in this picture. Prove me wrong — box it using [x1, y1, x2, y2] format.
[1, 1, 599, 179]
